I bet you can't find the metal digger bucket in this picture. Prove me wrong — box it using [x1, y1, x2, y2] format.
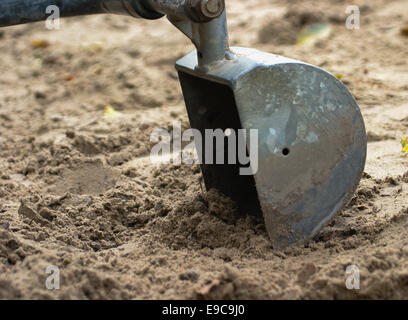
[177, 46, 366, 249]
[0, 0, 367, 249]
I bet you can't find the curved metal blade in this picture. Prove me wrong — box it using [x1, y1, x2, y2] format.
[176, 47, 367, 249]
[232, 50, 366, 249]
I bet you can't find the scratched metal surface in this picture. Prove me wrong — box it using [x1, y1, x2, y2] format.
[177, 47, 367, 249]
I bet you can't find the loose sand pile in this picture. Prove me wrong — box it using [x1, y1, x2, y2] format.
[1, 0, 408, 299]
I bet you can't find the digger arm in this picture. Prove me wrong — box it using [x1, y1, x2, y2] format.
[0, 0, 225, 28]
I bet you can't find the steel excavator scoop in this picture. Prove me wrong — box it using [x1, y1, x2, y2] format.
[174, 16, 367, 249]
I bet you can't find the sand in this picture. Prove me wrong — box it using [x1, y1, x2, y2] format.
[0, 0, 408, 299]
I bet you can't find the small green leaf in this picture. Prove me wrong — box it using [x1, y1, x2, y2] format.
[401, 136, 408, 153]
[296, 24, 332, 46]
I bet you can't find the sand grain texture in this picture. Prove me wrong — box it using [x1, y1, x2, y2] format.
[0, 0, 408, 299]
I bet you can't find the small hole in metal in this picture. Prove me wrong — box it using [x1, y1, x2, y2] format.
[224, 128, 233, 137]
[282, 148, 290, 156]
[198, 52, 203, 59]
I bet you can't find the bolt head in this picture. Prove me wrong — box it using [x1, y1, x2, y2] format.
[187, 0, 225, 22]
[203, 0, 222, 14]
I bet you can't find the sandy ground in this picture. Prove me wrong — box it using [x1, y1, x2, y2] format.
[0, 0, 408, 299]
